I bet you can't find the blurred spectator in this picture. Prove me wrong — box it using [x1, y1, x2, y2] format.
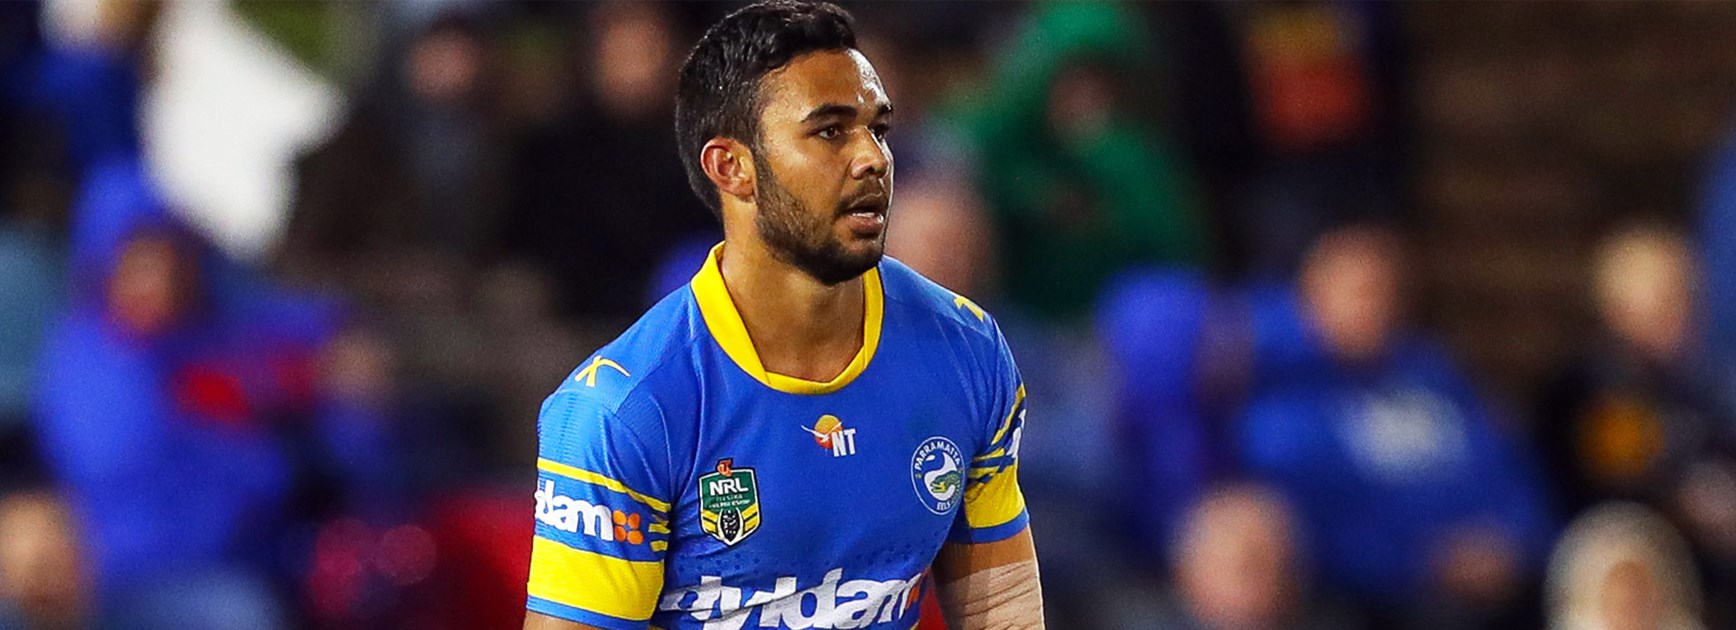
[1237, 225, 1552, 627]
[1222, 2, 1408, 280]
[1536, 223, 1736, 624]
[501, 1, 714, 323]
[1547, 502, 1704, 630]
[279, 9, 506, 290]
[280, 8, 584, 477]
[1149, 2, 1408, 280]
[1537, 224, 1732, 512]
[34, 157, 394, 628]
[950, 2, 1205, 322]
[1098, 268, 1221, 562]
[932, 10, 1212, 610]
[883, 167, 996, 299]
[1159, 484, 1361, 630]
[0, 490, 87, 630]
[0, 212, 62, 489]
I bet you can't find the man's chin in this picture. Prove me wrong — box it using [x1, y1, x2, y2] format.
[800, 242, 882, 286]
[842, 236, 885, 262]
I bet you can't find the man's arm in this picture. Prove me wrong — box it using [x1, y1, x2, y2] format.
[937, 303, 1042, 628]
[524, 387, 672, 629]
[933, 528, 1044, 629]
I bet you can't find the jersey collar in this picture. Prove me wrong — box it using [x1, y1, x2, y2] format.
[690, 243, 883, 395]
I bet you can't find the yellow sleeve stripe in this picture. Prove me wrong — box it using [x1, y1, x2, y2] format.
[538, 458, 672, 513]
[985, 385, 1026, 449]
[963, 461, 1026, 530]
[529, 537, 664, 621]
[974, 448, 1009, 463]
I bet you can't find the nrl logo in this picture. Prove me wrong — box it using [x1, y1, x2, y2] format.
[698, 458, 761, 546]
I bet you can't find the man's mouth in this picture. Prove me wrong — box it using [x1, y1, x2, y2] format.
[840, 194, 889, 219]
[840, 194, 889, 235]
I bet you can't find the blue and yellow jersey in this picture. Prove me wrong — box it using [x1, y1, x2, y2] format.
[528, 245, 1028, 629]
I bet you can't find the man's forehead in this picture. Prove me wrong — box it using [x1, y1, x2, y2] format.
[761, 49, 889, 116]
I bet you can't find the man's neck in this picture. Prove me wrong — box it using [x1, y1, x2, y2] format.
[718, 240, 865, 383]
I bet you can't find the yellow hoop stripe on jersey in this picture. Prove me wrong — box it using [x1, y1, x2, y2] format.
[962, 461, 1026, 530]
[963, 384, 1027, 530]
[691, 244, 884, 396]
[529, 537, 664, 621]
[538, 458, 671, 513]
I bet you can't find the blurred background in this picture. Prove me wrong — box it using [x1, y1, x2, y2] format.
[3, 1, 1736, 629]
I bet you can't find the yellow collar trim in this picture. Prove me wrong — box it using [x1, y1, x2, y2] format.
[690, 244, 883, 395]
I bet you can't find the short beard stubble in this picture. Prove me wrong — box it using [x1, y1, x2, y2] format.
[752, 152, 883, 286]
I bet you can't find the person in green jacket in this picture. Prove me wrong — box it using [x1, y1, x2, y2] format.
[946, 2, 1205, 322]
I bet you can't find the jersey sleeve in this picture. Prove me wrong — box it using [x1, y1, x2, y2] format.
[527, 388, 673, 629]
[948, 321, 1031, 544]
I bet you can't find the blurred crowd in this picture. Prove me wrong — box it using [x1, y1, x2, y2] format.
[3, 2, 1736, 630]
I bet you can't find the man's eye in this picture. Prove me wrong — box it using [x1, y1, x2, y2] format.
[817, 126, 841, 140]
[871, 123, 891, 139]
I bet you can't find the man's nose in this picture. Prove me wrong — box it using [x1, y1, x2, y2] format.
[850, 136, 890, 180]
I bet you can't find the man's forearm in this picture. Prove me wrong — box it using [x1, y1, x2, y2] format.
[936, 558, 1045, 630]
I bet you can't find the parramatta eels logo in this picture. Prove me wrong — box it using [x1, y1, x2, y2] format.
[910, 437, 964, 515]
[698, 459, 761, 546]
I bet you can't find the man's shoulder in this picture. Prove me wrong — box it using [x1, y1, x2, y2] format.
[544, 288, 704, 421]
[877, 257, 1002, 347]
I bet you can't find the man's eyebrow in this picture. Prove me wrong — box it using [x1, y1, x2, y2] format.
[800, 102, 894, 123]
[801, 103, 859, 122]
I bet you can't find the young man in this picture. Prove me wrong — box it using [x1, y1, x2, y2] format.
[523, 3, 1044, 629]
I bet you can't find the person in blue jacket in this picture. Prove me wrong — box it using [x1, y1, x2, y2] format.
[1237, 225, 1553, 628]
[32, 156, 395, 629]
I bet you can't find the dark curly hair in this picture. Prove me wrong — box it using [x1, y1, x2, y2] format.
[675, 1, 858, 216]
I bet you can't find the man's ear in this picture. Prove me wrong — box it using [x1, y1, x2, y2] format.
[700, 138, 756, 204]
